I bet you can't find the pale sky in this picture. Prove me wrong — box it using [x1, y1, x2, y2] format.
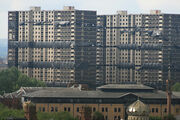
[1, 0, 180, 40]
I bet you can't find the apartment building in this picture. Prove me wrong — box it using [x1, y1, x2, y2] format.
[8, 7, 180, 88]
[105, 10, 180, 88]
[8, 6, 97, 86]
[96, 15, 106, 85]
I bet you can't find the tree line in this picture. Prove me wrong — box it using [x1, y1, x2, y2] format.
[0, 67, 46, 95]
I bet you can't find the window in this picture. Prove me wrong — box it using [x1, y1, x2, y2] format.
[102, 107, 104, 112]
[105, 116, 108, 120]
[42, 107, 45, 112]
[77, 107, 79, 112]
[51, 107, 54, 112]
[164, 108, 167, 113]
[118, 116, 121, 120]
[93, 107, 96, 112]
[152, 108, 154, 113]
[118, 108, 121, 112]
[114, 108, 117, 112]
[114, 116, 117, 120]
[105, 108, 108, 112]
[156, 108, 158, 113]
[68, 107, 71, 112]
[64, 107, 67, 111]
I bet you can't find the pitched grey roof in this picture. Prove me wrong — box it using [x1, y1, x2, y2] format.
[97, 84, 154, 90]
[4, 86, 180, 100]
[24, 88, 115, 98]
[3, 87, 66, 98]
[172, 92, 180, 98]
[23, 87, 180, 99]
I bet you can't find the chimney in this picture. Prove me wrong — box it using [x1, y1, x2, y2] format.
[117, 10, 128, 15]
[30, 7, 41, 11]
[166, 80, 172, 115]
[63, 6, 75, 11]
[150, 10, 161, 14]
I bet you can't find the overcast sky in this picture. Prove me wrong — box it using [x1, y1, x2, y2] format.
[1, 0, 180, 40]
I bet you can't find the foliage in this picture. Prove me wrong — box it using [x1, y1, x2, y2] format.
[150, 116, 162, 120]
[163, 114, 176, 120]
[0, 67, 46, 95]
[0, 103, 24, 119]
[84, 106, 92, 120]
[172, 82, 180, 92]
[93, 111, 104, 120]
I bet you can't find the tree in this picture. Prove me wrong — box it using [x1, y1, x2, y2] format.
[163, 114, 176, 120]
[172, 82, 180, 92]
[0, 103, 24, 119]
[0, 67, 20, 94]
[150, 116, 162, 120]
[83, 106, 92, 120]
[0, 67, 46, 95]
[93, 111, 104, 120]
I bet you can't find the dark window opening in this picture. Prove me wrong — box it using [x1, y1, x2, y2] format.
[42, 107, 45, 112]
[64, 107, 67, 111]
[51, 107, 54, 112]
[114, 108, 117, 112]
[68, 107, 71, 112]
[118, 108, 121, 112]
[152, 108, 154, 113]
[93, 107, 96, 112]
[156, 108, 158, 113]
[77, 107, 79, 112]
[102, 107, 104, 112]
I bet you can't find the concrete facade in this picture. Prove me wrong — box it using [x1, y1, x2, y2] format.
[8, 8, 180, 88]
[8, 6, 97, 86]
[104, 10, 180, 88]
[96, 15, 106, 85]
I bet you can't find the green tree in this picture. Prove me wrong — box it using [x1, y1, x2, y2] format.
[0, 103, 24, 119]
[93, 111, 104, 120]
[0, 67, 46, 95]
[150, 116, 162, 120]
[163, 114, 176, 120]
[84, 106, 92, 120]
[172, 82, 180, 92]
